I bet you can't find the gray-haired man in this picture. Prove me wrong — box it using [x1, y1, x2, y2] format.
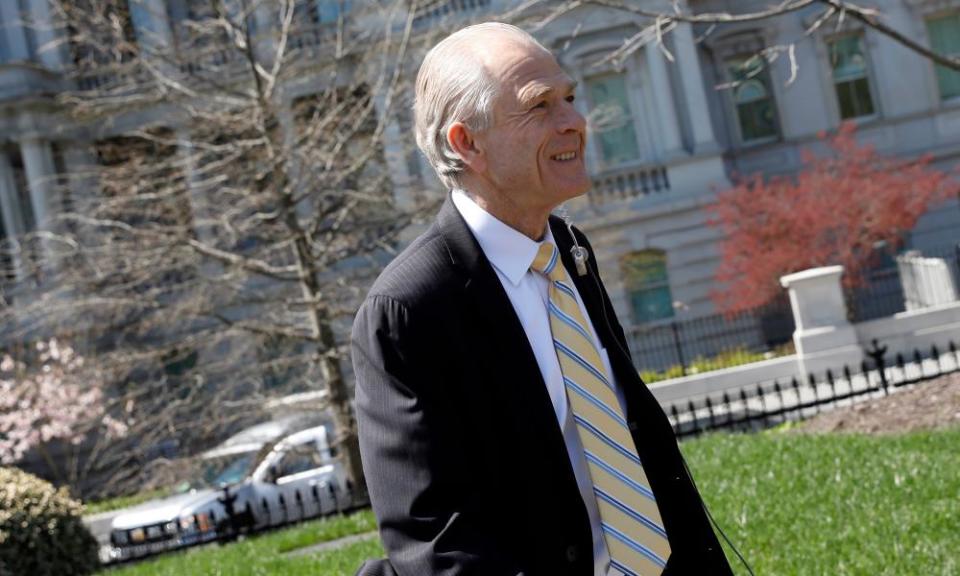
[352, 22, 733, 576]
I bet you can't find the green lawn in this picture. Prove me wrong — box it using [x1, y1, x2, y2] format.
[688, 428, 960, 575]
[85, 488, 175, 516]
[100, 428, 960, 575]
[100, 509, 380, 575]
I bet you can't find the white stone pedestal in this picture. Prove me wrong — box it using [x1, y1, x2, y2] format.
[780, 266, 863, 379]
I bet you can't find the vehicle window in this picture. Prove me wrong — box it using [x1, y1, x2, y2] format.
[276, 442, 324, 478]
[201, 451, 259, 487]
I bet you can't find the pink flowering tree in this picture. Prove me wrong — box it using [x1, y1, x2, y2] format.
[0, 339, 128, 489]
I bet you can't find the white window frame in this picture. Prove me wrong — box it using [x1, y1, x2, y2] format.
[815, 28, 882, 125]
[708, 30, 783, 149]
[922, 9, 960, 106]
[555, 33, 659, 172]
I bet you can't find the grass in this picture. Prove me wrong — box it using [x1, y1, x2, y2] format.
[687, 427, 960, 575]
[100, 509, 380, 575]
[85, 488, 176, 516]
[100, 428, 960, 575]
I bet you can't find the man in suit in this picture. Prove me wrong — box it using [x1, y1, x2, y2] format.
[351, 22, 734, 576]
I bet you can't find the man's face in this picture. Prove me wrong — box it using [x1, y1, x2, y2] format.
[473, 41, 590, 212]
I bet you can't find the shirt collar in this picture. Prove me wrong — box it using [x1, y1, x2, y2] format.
[451, 189, 555, 287]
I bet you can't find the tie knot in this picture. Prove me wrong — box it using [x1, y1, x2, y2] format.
[531, 242, 562, 279]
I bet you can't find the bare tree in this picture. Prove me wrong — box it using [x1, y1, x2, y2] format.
[0, 0, 447, 498]
[2, 0, 956, 499]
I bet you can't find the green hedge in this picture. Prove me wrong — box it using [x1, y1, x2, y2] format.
[641, 344, 794, 384]
[0, 467, 99, 576]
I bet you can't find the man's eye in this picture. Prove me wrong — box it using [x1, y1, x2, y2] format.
[531, 101, 547, 110]
[565, 94, 576, 103]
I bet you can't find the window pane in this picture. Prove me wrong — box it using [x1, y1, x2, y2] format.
[318, 0, 350, 23]
[836, 78, 875, 119]
[631, 287, 674, 324]
[728, 57, 764, 85]
[278, 443, 323, 477]
[829, 35, 868, 82]
[621, 250, 674, 324]
[587, 74, 641, 165]
[927, 15, 960, 100]
[727, 57, 778, 142]
[737, 99, 778, 141]
[733, 79, 768, 104]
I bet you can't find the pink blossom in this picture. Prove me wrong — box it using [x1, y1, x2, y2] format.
[0, 338, 128, 464]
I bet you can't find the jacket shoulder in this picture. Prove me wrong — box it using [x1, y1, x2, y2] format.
[364, 222, 462, 311]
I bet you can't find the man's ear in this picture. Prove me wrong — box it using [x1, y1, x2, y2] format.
[447, 122, 486, 174]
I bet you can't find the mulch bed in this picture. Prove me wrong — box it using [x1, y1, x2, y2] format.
[793, 372, 960, 435]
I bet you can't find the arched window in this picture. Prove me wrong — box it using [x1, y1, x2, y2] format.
[585, 73, 641, 166]
[621, 249, 674, 324]
[725, 56, 779, 143]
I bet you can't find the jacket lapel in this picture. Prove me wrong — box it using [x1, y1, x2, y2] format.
[549, 217, 647, 401]
[435, 197, 573, 457]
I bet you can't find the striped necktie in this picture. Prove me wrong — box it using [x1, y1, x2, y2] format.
[531, 242, 671, 576]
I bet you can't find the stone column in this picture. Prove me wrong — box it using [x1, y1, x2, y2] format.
[176, 129, 218, 246]
[374, 92, 417, 212]
[671, 19, 720, 154]
[780, 266, 863, 378]
[251, 2, 279, 72]
[23, 0, 68, 71]
[0, 151, 27, 238]
[60, 142, 99, 237]
[0, 151, 26, 280]
[19, 138, 57, 231]
[644, 45, 684, 159]
[129, 0, 175, 51]
[0, 2, 32, 62]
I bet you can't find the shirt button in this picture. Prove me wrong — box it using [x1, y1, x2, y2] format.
[565, 545, 578, 562]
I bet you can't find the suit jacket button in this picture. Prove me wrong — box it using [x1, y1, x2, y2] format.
[565, 545, 578, 562]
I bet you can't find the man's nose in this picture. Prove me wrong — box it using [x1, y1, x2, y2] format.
[556, 101, 586, 134]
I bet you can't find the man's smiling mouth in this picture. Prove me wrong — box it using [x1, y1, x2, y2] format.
[551, 151, 578, 161]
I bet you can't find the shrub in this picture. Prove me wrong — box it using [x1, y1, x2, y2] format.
[640, 344, 795, 384]
[0, 467, 99, 576]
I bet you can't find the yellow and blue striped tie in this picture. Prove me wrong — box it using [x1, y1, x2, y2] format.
[532, 242, 670, 576]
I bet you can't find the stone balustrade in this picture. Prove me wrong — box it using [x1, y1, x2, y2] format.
[588, 164, 670, 205]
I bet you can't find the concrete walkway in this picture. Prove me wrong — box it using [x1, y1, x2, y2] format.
[283, 530, 379, 557]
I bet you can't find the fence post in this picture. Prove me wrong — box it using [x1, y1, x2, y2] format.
[866, 339, 889, 395]
[780, 266, 863, 379]
[670, 321, 687, 376]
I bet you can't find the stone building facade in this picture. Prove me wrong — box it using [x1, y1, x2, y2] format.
[1, 0, 959, 331]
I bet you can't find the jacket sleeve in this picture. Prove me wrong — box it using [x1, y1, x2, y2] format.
[351, 294, 523, 576]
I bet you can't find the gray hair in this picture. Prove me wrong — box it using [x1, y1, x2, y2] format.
[414, 22, 549, 190]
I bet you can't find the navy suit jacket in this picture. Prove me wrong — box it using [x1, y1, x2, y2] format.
[351, 195, 733, 575]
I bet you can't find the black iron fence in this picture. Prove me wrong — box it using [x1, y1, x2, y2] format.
[625, 243, 960, 375]
[847, 243, 960, 322]
[104, 481, 368, 565]
[624, 299, 795, 374]
[666, 339, 960, 440]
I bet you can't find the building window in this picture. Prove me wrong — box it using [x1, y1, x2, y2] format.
[586, 73, 641, 166]
[0, 203, 10, 283]
[926, 13, 960, 101]
[726, 56, 779, 143]
[828, 34, 875, 119]
[9, 149, 34, 232]
[318, 0, 351, 23]
[621, 249, 674, 324]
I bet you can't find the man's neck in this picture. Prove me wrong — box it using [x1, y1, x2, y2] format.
[458, 188, 551, 241]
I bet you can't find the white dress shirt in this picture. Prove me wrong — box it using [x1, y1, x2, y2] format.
[452, 190, 627, 576]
